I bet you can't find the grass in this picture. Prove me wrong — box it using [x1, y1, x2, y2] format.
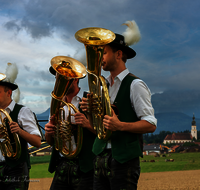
[29, 152, 200, 178]
[140, 152, 200, 173]
[30, 155, 51, 164]
[30, 163, 54, 178]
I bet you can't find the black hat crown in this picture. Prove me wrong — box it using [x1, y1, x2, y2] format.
[108, 33, 136, 59]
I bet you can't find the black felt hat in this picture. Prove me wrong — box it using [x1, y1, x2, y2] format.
[49, 66, 56, 76]
[108, 33, 136, 59]
[0, 73, 18, 91]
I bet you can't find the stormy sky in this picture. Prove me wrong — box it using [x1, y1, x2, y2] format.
[0, 0, 200, 118]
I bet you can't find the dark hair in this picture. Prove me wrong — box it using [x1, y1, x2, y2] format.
[109, 44, 127, 63]
[4, 86, 11, 92]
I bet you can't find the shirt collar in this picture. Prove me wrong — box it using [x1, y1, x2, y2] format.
[5, 100, 16, 113]
[72, 88, 82, 102]
[106, 68, 129, 84]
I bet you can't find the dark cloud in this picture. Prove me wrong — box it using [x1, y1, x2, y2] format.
[4, 20, 21, 32]
[152, 90, 200, 118]
[21, 19, 52, 39]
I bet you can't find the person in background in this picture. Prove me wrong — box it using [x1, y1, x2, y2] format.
[45, 66, 96, 190]
[80, 20, 157, 190]
[0, 63, 41, 190]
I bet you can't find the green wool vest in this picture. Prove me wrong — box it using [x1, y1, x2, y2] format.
[92, 73, 143, 163]
[5, 104, 30, 168]
[48, 125, 96, 173]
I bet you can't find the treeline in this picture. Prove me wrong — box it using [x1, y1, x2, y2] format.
[143, 130, 200, 144]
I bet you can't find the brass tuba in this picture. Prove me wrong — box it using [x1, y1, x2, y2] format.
[50, 56, 87, 159]
[0, 109, 21, 160]
[75, 27, 115, 141]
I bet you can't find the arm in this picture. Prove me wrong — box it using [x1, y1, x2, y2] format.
[10, 122, 41, 148]
[14, 107, 41, 148]
[103, 79, 157, 134]
[45, 121, 55, 146]
[74, 112, 96, 134]
[79, 97, 94, 130]
[103, 110, 156, 133]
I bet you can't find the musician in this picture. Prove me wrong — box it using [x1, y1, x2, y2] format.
[45, 66, 96, 190]
[0, 64, 41, 190]
[80, 20, 157, 190]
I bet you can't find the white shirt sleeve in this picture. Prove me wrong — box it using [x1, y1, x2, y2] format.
[18, 107, 42, 137]
[130, 79, 157, 126]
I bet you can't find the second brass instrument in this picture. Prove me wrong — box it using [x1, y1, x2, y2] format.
[75, 27, 115, 141]
[50, 56, 87, 158]
[0, 109, 21, 160]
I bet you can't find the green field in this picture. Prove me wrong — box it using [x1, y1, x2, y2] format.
[29, 152, 200, 178]
[140, 152, 200, 173]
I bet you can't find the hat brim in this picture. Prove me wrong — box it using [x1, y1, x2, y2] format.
[49, 66, 87, 79]
[49, 66, 56, 76]
[0, 81, 18, 91]
[109, 42, 136, 59]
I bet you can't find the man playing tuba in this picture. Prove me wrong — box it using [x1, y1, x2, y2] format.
[45, 66, 96, 190]
[80, 20, 157, 190]
[0, 63, 41, 190]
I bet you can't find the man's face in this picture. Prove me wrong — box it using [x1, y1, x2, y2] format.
[0, 85, 11, 108]
[102, 45, 116, 72]
[66, 79, 78, 95]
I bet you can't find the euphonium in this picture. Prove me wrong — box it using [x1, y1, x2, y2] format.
[50, 56, 87, 159]
[0, 109, 21, 160]
[75, 27, 115, 141]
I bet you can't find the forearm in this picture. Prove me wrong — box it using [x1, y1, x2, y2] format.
[45, 133, 54, 146]
[120, 120, 156, 134]
[84, 114, 96, 134]
[18, 130, 41, 148]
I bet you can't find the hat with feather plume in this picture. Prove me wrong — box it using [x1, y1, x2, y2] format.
[0, 63, 20, 103]
[0, 63, 18, 90]
[108, 20, 141, 59]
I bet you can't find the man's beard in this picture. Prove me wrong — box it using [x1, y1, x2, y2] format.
[66, 86, 75, 95]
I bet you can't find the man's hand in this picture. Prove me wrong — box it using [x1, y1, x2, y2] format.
[45, 115, 56, 136]
[9, 121, 22, 134]
[79, 97, 89, 112]
[103, 109, 122, 131]
[74, 112, 90, 128]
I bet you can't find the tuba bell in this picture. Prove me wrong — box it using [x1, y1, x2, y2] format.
[75, 27, 115, 141]
[50, 56, 87, 159]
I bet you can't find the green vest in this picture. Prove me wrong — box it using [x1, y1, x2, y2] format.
[48, 126, 96, 173]
[92, 73, 143, 163]
[5, 104, 30, 168]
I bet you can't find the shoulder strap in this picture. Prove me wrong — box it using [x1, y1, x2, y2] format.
[9, 103, 24, 123]
[32, 112, 45, 141]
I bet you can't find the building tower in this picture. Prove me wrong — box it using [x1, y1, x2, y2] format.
[191, 114, 197, 140]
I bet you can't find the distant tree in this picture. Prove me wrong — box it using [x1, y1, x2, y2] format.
[143, 130, 200, 144]
[182, 142, 198, 147]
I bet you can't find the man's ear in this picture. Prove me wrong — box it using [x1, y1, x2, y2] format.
[7, 89, 12, 98]
[116, 50, 123, 59]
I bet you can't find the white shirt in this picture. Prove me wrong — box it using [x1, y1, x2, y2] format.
[106, 69, 157, 126]
[106, 69, 157, 148]
[0, 100, 41, 162]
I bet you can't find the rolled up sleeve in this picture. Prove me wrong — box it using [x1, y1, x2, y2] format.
[18, 107, 42, 137]
[130, 79, 157, 127]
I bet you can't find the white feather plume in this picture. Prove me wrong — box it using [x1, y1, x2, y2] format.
[5, 63, 20, 103]
[5, 63, 18, 83]
[13, 88, 20, 103]
[122, 20, 141, 46]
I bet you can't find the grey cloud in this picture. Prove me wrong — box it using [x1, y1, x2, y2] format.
[21, 18, 52, 39]
[152, 90, 200, 117]
[4, 20, 21, 32]
[24, 65, 30, 72]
